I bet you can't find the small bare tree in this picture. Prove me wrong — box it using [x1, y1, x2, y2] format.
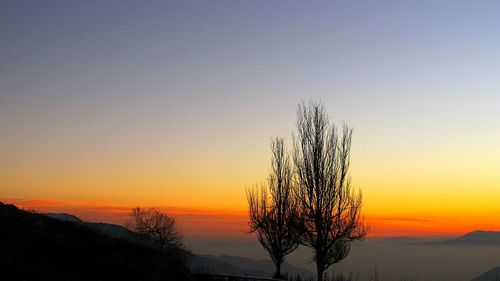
[125, 207, 183, 253]
[293, 101, 368, 281]
[247, 137, 301, 279]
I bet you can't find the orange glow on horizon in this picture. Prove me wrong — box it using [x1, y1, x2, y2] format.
[2, 197, 499, 238]
[1, 198, 249, 237]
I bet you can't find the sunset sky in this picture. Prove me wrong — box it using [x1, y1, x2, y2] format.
[1, 0, 499, 237]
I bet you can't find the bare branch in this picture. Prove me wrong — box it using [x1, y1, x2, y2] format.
[293, 101, 369, 281]
[125, 207, 184, 253]
[247, 137, 301, 279]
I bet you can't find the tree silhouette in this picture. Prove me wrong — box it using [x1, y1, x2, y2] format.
[125, 207, 183, 253]
[293, 101, 368, 281]
[247, 137, 301, 279]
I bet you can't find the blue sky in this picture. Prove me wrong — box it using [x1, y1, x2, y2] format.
[1, 1, 499, 223]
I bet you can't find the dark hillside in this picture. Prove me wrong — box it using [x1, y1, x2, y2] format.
[470, 266, 500, 281]
[0, 202, 190, 281]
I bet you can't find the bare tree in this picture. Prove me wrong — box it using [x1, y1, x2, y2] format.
[247, 137, 301, 279]
[293, 101, 368, 281]
[125, 207, 183, 253]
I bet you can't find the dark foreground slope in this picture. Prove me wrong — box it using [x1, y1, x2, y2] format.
[0, 202, 190, 281]
[471, 266, 500, 281]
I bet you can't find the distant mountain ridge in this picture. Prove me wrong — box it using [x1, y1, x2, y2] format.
[375, 231, 500, 246]
[46, 212, 314, 279]
[45, 213, 82, 223]
[192, 254, 314, 279]
[216, 255, 313, 278]
[44, 212, 154, 247]
[437, 231, 500, 245]
[40, 212, 500, 280]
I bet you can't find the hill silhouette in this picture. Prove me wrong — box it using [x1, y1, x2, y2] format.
[192, 254, 313, 279]
[436, 231, 500, 245]
[46, 212, 82, 222]
[0, 202, 190, 281]
[470, 266, 500, 281]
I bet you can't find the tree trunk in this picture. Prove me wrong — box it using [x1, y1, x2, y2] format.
[274, 258, 283, 279]
[159, 239, 164, 253]
[317, 262, 324, 281]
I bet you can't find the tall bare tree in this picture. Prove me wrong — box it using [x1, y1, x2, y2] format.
[247, 137, 301, 279]
[293, 101, 368, 281]
[125, 207, 183, 253]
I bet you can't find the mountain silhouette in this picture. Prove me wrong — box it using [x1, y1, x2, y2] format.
[0, 202, 190, 281]
[437, 231, 500, 245]
[44, 212, 157, 247]
[46, 212, 315, 279]
[470, 266, 500, 281]
[192, 254, 314, 279]
[45, 213, 82, 223]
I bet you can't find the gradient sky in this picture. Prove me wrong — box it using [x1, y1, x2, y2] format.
[1, 0, 499, 237]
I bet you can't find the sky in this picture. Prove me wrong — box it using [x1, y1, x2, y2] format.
[1, 0, 499, 237]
